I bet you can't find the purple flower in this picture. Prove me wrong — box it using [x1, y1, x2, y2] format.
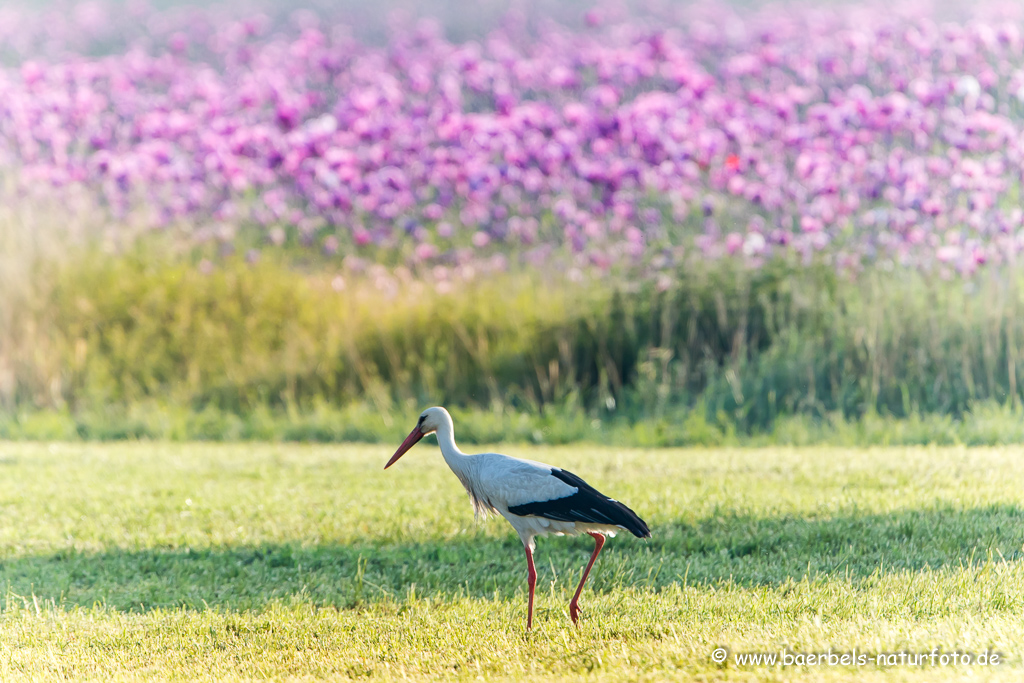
[0, 0, 1018, 279]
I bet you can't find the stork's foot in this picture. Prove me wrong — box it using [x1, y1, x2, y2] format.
[569, 600, 582, 625]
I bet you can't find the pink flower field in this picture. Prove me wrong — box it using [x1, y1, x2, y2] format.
[5, 0, 1024, 280]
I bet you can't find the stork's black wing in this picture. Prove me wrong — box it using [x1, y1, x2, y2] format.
[507, 468, 651, 538]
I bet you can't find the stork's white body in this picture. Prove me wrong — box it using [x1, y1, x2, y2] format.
[440, 447, 626, 549]
[385, 407, 651, 629]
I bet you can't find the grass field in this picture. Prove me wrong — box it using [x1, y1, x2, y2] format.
[0, 440, 1022, 681]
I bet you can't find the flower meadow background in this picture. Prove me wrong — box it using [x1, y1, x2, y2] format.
[5, 0, 1024, 444]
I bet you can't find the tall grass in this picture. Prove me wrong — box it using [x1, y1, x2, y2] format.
[0, 185, 115, 412]
[3, 229, 1024, 444]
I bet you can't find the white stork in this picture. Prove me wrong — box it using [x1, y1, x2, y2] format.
[384, 406, 651, 629]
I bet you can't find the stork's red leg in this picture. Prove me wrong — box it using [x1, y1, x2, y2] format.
[524, 544, 537, 630]
[569, 532, 605, 625]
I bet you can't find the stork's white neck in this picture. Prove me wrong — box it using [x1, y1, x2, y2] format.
[429, 412, 491, 517]
[430, 417, 475, 485]
[433, 419, 465, 461]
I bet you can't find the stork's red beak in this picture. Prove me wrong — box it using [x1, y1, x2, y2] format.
[385, 426, 424, 469]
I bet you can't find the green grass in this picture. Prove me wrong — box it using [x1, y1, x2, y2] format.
[0, 441, 1022, 680]
[11, 397, 1024, 448]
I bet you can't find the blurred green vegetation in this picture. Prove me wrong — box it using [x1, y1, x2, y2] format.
[3, 242, 1024, 445]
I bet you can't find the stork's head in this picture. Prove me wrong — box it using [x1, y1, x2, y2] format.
[384, 407, 451, 469]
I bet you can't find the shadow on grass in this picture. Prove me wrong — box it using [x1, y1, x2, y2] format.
[2, 505, 1023, 612]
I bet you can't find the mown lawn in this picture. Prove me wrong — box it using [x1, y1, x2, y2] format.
[0, 441, 1021, 681]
